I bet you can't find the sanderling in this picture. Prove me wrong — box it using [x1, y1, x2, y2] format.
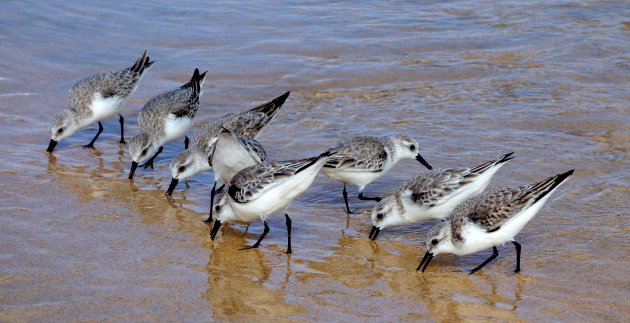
[203, 127, 267, 222]
[369, 152, 514, 240]
[210, 148, 337, 253]
[47, 49, 154, 152]
[128, 68, 207, 179]
[322, 135, 433, 213]
[165, 91, 289, 195]
[417, 169, 574, 274]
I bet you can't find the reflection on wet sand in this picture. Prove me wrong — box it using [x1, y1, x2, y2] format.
[204, 228, 304, 319]
[300, 232, 525, 321]
[46, 151, 202, 227]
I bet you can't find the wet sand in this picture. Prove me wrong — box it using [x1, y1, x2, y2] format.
[1, 0, 629, 321]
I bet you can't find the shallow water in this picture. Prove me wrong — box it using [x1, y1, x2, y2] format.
[1, 0, 629, 321]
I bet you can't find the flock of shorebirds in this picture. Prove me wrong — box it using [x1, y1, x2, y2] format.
[46, 50, 574, 274]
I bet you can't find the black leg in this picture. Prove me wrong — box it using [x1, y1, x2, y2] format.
[469, 246, 499, 275]
[205, 182, 225, 223]
[140, 146, 163, 169]
[342, 185, 355, 214]
[83, 121, 104, 149]
[285, 214, 292, 254]
[240, 221, 270, 250]
[118, 114, 126, 144]
[184, 136, 190, 149]
[358, 191, 382, 202]
[512, 241, 521, 273]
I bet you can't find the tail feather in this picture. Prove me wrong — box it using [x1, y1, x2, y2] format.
[517, 169, 574, 205]
[470, 152, 514, 174]
[250, 91, 290, 117]
[295, 145, 341, 174]
[320, 144, 342, 159]
[130, 49, 153, 74]
[182, 68, 207, 94]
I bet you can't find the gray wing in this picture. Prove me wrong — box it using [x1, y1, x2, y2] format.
[68, 70, 141, 115]
[219, 110, 273, 138]
[324, 137, 386, 172]
[228, 157, 319, 203]
[190, 120, 222, 154]
[401, 168, 473, 207]
[68, 50, 152, 115]
[235, 134, 267, 163]
[138, 87, 199, 131]
[217, 92, 289, 137]
[465, 170, 573, 233]
[466, 186, 531, 232]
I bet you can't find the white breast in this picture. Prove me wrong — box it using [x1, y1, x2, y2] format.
[322, 167, 385, 187]
[87, 93, 125, 125]
[163, 114, 194, 144]
[213, 145, 259, 185]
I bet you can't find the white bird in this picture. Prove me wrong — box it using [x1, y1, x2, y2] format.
[418, 169, 574, 274]
[210, 148, 337, 253]
[322, 135, 433, 213]
[204, 127, 267, 222]
[47, 50, 153, 152]
[128, 68, 206, 179]
[369, 153, 514, 240]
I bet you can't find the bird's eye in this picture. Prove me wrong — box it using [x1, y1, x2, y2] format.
[57, 128, 64, 134]
[141, 149, 147, 156]
[376, 213, 384, 220]
[215, 205, 221, 211]
[431, 239, 438, 245]
[409, 144, 415, 151]
[178, 166, 186, 173]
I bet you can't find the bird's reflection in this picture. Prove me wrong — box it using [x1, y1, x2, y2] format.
[203, 228, 303, 319]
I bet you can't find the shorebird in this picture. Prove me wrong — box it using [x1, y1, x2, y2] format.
[369, 153, 514, 240]
[210, 148, 337, 253]
[128, 68, 206, 179]
[47, 49, 154, 152]
[165, 91, 289, 196]
[203, 127, 267, 222]
[322, 135, 432, 213]
[417, 170, 574, 274]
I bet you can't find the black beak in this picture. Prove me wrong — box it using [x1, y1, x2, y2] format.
[369, 225, 381, 240]
[210, 220, 222, 240]
[415, 154, 432, 170]
[165, 178, 179, 196]
[416, 251, 434, 272]
[46, 139, 58, 153]
[128, 161, 138, 179]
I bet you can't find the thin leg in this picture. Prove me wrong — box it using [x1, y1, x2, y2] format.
[140, 146, 163, 169]
[512, 241, 521, 273]
[184, 136, 190, 149]
[469, 246, 499, 275]
[285, 214, 292, 254]
[205, 182, 218, 223]
[118, 114, 126, 144]
[83, 121, 104, 149]
[358, 191, 382, 202]
[240, 221, 270, 250]
[342, 185, 355, 214]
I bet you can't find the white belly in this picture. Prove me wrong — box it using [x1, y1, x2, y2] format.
[85, 93, 125, 125]
[213, 151, 259, 185]
[163, 114, 194, 144]
[322, 167, 385, 188]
